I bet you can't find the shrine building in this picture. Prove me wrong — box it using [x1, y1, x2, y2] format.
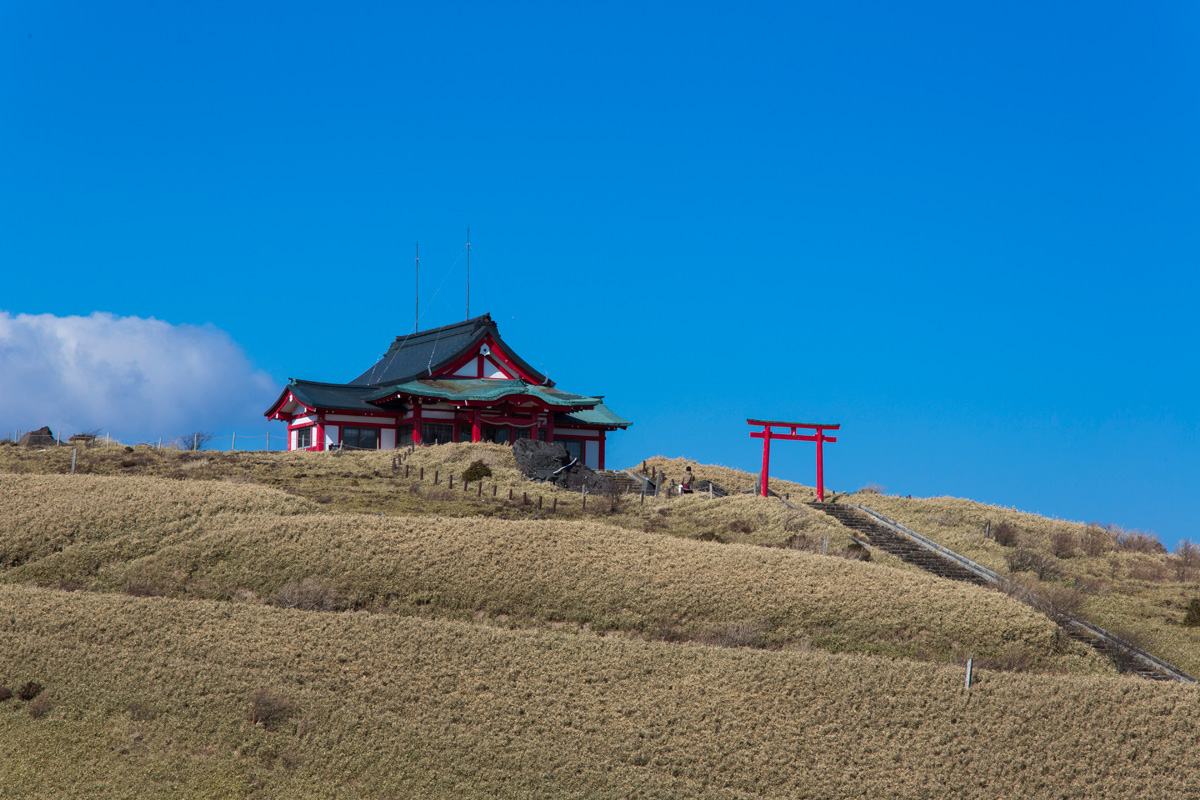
[264, 313, 630, 469]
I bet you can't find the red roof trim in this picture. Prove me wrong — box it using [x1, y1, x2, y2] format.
[264, 388, 316, 419]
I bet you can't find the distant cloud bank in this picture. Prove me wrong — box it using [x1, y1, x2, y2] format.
[0, 311, 277, 443]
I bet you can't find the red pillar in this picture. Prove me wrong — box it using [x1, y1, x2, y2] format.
[412, 403, 422, 444]
[471, 409, 481, 443]
[598, 431, 606, 470]
[815, 430, 825, 502]
[316, 413, 326, 452]
[760, 426, 771, 497]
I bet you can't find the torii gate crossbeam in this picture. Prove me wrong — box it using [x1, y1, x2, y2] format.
[748, 419, 840, 501]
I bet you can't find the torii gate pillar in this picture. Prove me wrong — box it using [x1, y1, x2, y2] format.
[748, 419, 840, 501]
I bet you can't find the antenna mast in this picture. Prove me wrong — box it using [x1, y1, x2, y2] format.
[414, 242, 419, 333]
[466, 227, 470, 320]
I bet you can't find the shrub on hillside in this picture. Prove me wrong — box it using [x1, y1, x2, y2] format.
[1082, 526, 1113, 557]
[1050, 528, 1078, 558]
[1173, 539, 1198, 581]
[843, 541, 871, 562]
[17, 681, 43, 701]
[992, 521, 1020, 547]
[124, 577, 165, 598]
[462, 460, 492, 483]
[0, 686, 11, 702]
[269, 578, 346, 612]
[1040, 585, 1085, 622]
[1006, 549, 1059, 581]
[250, 688, 294, 730]
[127, 700, 159, 721]
[700, 622, 771, 650]
[1114, 527, 1166, 555]
[782, 510, 810, 533]
[1182, 599, 1200, 628]
[27, 696, 54, 719]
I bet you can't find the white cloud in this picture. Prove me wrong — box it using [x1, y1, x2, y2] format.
[0, 311, 278, 443]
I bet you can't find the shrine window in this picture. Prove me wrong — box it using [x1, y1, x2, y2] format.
[421, 423, 454, 445]
[342, 427, 379, 450]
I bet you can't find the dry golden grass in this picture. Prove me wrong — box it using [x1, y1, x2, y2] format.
[0, 474, 1099, 671]
[0, 443, 884, 557]
[2, 448, 1197, 796]
[843, 491, 1200, 676]
[2, 584, 1198, 799]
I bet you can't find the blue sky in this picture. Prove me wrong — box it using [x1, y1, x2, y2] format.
[2, 2, 1197, 544]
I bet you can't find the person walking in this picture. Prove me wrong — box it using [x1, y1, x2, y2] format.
[681, 465, 695, 494]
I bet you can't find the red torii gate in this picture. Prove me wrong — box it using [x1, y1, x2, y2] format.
[748, 419, 840, 501]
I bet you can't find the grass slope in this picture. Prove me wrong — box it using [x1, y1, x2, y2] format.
[846, 491, 1200, 676]
[0, 474, 1100, 671]
[2, 584, 1198, 800]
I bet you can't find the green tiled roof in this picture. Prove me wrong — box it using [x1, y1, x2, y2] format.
[287, 380, 389, 413]
[367, 379, 601, 409]
[555, 403, 631, 428]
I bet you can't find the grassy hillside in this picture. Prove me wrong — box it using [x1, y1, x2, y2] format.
[845, 490, 1200, 676]
[2, 584, 1198, 800]
[0, 443, 855, 549]
[2, 442, 1198, 797]
[0, 474, 1099, 671]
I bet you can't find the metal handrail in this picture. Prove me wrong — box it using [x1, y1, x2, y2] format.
[850, 504, 1004, 585]
[851, 503, 1195, 683]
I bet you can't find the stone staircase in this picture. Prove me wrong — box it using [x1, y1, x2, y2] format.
[599, 470, 649, 494]
[807, 501, 1194, 682]
[809, 502, 991, 585]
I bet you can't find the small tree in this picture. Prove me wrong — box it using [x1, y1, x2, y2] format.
[1174, 539, 1199, 582]
[179, 432, 214, 452]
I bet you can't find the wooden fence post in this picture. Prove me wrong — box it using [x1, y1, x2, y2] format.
[448, 474, 453, 489]
[231, 433, 236, 452]
[965, 658, 974, 690]
[420, 467, 424, 480]
[537, 495, 542, 510]
[434, 471, 439, 485]
[71, 448, 77, 476]
[523, 491, 528, 506]
[552, 497, 557, 512]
